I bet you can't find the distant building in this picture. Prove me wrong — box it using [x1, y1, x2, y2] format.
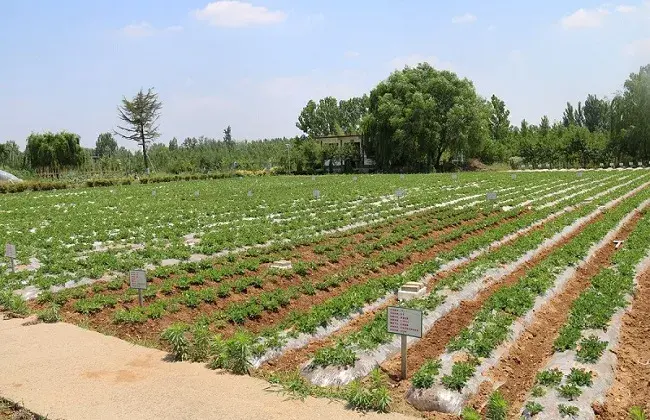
[314, 134, 375, 172]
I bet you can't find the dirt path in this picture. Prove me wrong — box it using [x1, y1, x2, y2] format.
[0, 317, 410, 420]
[595, 267, 650, 419]
[473, 211, 643, 417]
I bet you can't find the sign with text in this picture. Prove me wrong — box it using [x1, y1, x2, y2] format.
[486, 192, 497, 201]
[151, 190, 156, 196]
[387, 306, 422, 338]
[511, 174, 517, 180]
[577, 171, 583, 178]
[313, 189, 320, 199]
[395, 189, 405, 198]
[194, 191, 200, 197]
[129, 270, 147, 290]
[5, 243, 16, 259]
[247, 190, 253, 197]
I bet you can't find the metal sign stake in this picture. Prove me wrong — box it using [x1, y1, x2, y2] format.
[401, 334, 407, 379]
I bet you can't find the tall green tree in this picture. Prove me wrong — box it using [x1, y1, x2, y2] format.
[539, 115, 551, 137]
[563, 102, 576, 127]
[489, 94, 511, 142]
[24, 131, 85, 171]
[610, 65, 650, 160]
[223, 125, 233, 148]
[95, 133, 117, 158]
[363, 63, 489, 171]
[114, 88, 162, 173]
[583, 94, 610, 132]
[169, 137, 178, 151]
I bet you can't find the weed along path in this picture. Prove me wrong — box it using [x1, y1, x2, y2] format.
[0, 318, 409, 420]
[597, 266, 650, 419]
[472, 201, 647, 417]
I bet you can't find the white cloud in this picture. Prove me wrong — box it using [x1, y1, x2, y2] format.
[560, 7, 610, 29]
[120, 22, 156, 38]
[624, 38, 650, 56]
[451, 13, 477, 24]
[193, 1, 286, 28]
[615, 4, 637, 13]
[389, 54, 454, 71]
[165, 25, 184, 33]
[344, 51, 360, 59]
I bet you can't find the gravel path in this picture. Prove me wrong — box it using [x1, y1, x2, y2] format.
[0, 318, 409, 420]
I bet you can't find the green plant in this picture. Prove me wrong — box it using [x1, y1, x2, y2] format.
[461, 406, 482, 420]
[566, 368, 593, 387]
[629, 406, 647, 420]
[558, 384, 582, 400]
[536, 368, 564, 387]
[311, 341, 357, 368]
[576, 335, 607, 363]
[441, 361, 476, 391]
[558, 404, 579, 417]
[530, 386, 546, 397]
[412, 359, 442, 389]
[161, 323, 190, 361]
[345, 368, 391, 413]
[37, 304, 61, 323]
[486, 391, 508, 420]
[524, 401, 544, 416]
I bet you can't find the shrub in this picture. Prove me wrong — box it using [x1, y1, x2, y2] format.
[525, 401, 544, 416]
[566, 368, 593, 387]
[441, 361, 476, 391]
[312, 341, 357, 368]
[558, 404, 579, 417]
[461, 407, 482, 420]
[536, 368, 563, 387]
[161, 323, 191, 361]
[576, 335, 607, 363]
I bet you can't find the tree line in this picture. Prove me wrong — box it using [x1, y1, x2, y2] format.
[1, 64, 649, 176]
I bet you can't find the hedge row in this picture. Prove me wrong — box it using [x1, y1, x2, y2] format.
[0, 170, 272, 194]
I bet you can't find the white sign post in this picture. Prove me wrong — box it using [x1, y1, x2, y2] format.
[5, 243, 16, 273]
[511, 173, 517, 180]
[129, 269, 147, 307]
[451, 173, 458, 181]
[247, 190, 253, 197]
[639, 162, 644, 167]
[400, 174, 405, 180]
[194, 191, 200, 197]
[395, 188, 405, 204]
[486, 192, 497, 201]
[151, 190, 156, 197]
[387, 306, 422, 380]
[577, 171, 583, 178]
[313, 190, 320, 200]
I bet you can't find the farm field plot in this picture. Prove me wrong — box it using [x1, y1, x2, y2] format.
[3, 170, 650, 418]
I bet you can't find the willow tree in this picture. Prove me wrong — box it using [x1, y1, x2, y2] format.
[114, 88, 162, 173]
[363, 63, 489, 172]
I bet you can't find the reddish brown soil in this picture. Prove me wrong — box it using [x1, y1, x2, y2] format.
[56, 211, 519, 346]
[594, 266, 650, 419]
[265, 208, 575, 374]
[379, 213, 604, 381]
[471, 211, 643, 418]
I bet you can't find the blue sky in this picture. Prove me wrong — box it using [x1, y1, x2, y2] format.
[1, 1, 649, 149]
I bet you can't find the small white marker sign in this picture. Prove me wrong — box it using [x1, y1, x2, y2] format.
[313, 190, 320, 199]
[129, 270, 147, 290]
[600, 163, 604, 168]
[5, 243, 16, 259]
[630, 162, 634, 167]
[312, 175, 316, 181]
[486, 192, 497, 201]
[620, 163, 624, 167]
[577, 171, 583, 178]
[396, 189, 405, 199]
[194, 191, 200, 197]
[247, 190, 253, 197]
[511, 174, 517, 180]
[152, 190, 156, 196]
[353, 176, 358, 182]
[400, 174, 405, 180]
[610, 163, 614, 168]
[639, 162, 644, 167]
[451, 173, 458, 180]
[387, 306, 422, 338]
